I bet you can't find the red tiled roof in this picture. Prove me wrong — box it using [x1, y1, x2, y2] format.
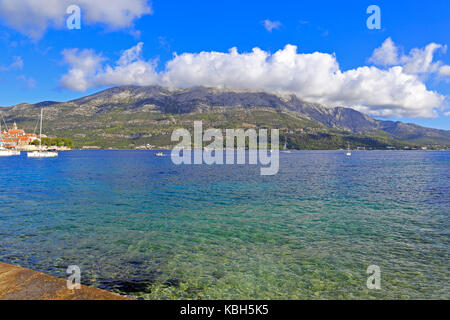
[1, 125, 40, 147]
[8, 129, 24, 134]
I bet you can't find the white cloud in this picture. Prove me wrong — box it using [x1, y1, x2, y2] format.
[401, 43, 444, 74]
[369, 38, 450, 77]
[439, 65, 450, 77]
[10, 56, 24, 70]
[17, 74, 36, 88]
[0, 56, 23, 71]
[60, 48, 105, 91]
[263, 20, 281, 32]
[0, 0, 152, 39]
[60, 43, 445, 118]
[60, 42, 158, 91]
[368, 37, 399, 66]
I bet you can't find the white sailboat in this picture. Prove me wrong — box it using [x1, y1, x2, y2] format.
[281, 138, 291, 154]
[0, 117, 20, 157]
[346, 143, 352, 156]
[27, 109, 58, 158]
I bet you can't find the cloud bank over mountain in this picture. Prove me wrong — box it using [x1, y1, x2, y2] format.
[60, 43, 159, 92]
[59, 40, 447, 118]
[0, 0, 152, 39]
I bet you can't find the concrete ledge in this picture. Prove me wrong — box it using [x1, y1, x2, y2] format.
[0, 263, 132, 300]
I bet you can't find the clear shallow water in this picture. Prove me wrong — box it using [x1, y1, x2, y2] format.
[0, 150, 448, 299]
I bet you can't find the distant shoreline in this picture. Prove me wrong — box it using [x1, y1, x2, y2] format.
[69, 148, 450, 152]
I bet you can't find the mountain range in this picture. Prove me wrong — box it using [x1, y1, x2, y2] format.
[1, 85, 449, 149]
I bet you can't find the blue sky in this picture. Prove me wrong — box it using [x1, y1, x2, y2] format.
[0, 0, 449, 129]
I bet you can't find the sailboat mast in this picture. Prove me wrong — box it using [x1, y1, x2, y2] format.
[0, 117, 2, 148]
[39, 109, 43, 150]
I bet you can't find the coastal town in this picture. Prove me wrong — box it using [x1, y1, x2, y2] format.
[0, 122, 72, 151]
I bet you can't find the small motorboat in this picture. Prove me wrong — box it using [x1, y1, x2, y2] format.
[0, 148, 20, 157]
[28, 151, 58, 158]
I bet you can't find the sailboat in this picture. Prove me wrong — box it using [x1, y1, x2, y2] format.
[346, 143, 352, 156]
[281, 139, 291, 153]
[0, 117, 20, 157]
[27, 109, 58, 158]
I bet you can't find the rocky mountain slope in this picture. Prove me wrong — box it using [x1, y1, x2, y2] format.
[1, 86, 449, 149]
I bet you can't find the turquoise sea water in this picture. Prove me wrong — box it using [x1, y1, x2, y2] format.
[0, 150, 448, 299]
